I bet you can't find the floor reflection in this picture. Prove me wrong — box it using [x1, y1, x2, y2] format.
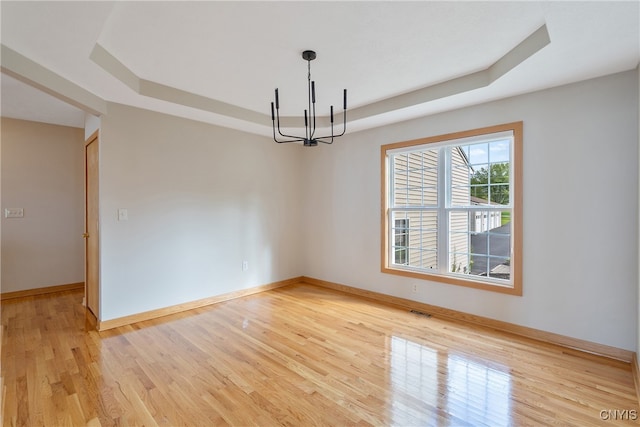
[390, 336, 511, 426]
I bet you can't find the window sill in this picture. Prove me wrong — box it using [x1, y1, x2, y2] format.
[382, 265, 522, 296]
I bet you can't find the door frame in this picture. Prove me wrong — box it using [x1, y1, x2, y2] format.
[84, 130, 100, 327]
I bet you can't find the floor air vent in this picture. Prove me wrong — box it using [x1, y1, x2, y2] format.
[410, 309, 432, 318]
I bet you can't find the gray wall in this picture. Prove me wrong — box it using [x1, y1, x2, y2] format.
[302, 69, 639, 351]
[98, 104, 304, 320]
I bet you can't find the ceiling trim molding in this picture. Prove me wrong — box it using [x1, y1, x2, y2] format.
[89, 24, 549, 131]
[488, 24, 551, 83]
[1, 44, 107, 116]
[348, 24, 550, 121]
[90, 42, 268, 125]
[89, 43, 139, 93]
[1, 22, 549, 132]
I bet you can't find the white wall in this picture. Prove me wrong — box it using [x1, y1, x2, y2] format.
[98, 104, 304, 321]
[1, 118, 85, 292]
[84, 113, 100, 140]
[302, 69, 639, 351]
[1, 120, 3, 290]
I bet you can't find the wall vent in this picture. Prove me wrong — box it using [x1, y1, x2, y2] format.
[410, 309, 432, 318]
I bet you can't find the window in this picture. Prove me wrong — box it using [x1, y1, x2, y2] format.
[381, 122, 522, 295]
[394, 219, 409, 265]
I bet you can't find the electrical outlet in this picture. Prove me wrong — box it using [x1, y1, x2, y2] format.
[412, 283, 418, 293]
[4, 208, 24, 218]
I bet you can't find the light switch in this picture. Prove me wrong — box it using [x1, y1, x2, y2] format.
[118, 208, 128, 221]
[5, 208, 24, 218]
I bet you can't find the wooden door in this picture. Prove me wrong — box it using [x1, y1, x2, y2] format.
[85, 132, 100, 320]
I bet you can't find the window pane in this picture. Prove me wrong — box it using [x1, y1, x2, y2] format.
[392, 210, 438, 269]
[469, 163, 489, 202]
[449, 211, 471, 274]
[394, 248, 407, 265]
[488, 162, 509, 184]
[470, 214, 511, 279]
[469, 210, 503, 232]
[450, 250, 471, 274]
[392, 150, 438, 207]
[451, 185, 470, 206]
[463, 143, 488, 165]
[407, 186, 423, 205]
[470, 255, 489, 276]
[392, 216, 409, 265]
[450, 148, 472, 206]
[449, 210, 512, 280]
[489, 140, 510, 163]
[487, 224, 511, 274]
[488, 257, 511, 280]
[447, 140, 513, 277]
[393, 154, 408, 171]
[394, 171, 408, 186]
[408, 249, 437, 270]
[470, 185, 489, 203]
[489, 233, 510, 258]
[490, 184, 509, 205]
[449, 211, 470, 232]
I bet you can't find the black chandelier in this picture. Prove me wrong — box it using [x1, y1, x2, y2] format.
[270, 50, 347, 146]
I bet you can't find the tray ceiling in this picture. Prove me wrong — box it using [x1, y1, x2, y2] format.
[1, 1, 638, 135]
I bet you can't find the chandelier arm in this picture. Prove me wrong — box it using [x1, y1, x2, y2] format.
[333, 108, 347, 137]
[313, 123, 335, 144]
[332, 91, 347, 137]
[316, 108, 335, 144]
[271, 90, 305, 141]
[275, 131, 304, 143]
[312, 110, 347, 141]
[274, 137, 304, 144]
[272, 119, 304, 143]
[304, 110, 308, 141]
[272, 122, 304, 144]
[310, 95, 317, 140]
[275, 122, 304, 141]
[274, 104, 305, 142]
[273, 134, 303, 144]
[273, 125, 305, 143]
[312, 89, 347, 140]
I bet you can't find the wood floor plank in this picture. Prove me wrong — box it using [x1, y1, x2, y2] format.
[2, 285, 639, 426]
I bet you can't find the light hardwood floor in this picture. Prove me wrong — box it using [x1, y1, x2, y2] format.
[2, 283, 638, 426]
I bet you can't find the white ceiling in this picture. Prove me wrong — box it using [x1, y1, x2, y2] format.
[1, 73, 86, 128]
[1, 1, 638, 136]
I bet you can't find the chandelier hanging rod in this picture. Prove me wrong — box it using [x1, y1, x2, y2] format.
[270, 50, 347, 147]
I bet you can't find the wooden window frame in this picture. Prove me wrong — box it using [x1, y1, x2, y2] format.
[381, 122, 523, 296]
